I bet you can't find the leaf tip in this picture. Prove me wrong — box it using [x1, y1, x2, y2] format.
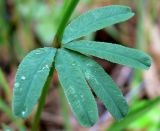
[143, 54, 152, 70]
[79, 117, 98, 127]
[130, 12, 135, 17]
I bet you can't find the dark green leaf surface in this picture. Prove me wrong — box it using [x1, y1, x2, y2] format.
[68, 51, 128, 120]
[55, 49, 98, 127]
[62, 5, 134, 44]
[13, 47, 56, 118]
[64, 40, 152, 69]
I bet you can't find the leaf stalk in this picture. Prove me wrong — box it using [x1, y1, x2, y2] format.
[52, 0, 80, 48]
[31, 66, 54, 131]
[32, 0, 80, 130]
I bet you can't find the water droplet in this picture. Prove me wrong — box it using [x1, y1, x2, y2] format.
[38, 64, 50, 73]
[21, 107, 28, 117]
[86, 63, 93, 67]
[72, 62, 76, 66]
[45, 64, 49, 69]
[21, 111, 26, 117]
[35, 51, 41, 54]
[14, 82, 20, 88]
[21, 76, 26, 80]
[42, 64, 49, 70]
[84, 71, 92, 79]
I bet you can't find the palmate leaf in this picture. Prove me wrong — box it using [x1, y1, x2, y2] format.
[55, 49, 98, 127]
[13, 47, 56, 118]
[12, 3, 153, 128]
[68, 50, 128, 120]
[62, 5, 134, 44]
[63, 40, 152, 69]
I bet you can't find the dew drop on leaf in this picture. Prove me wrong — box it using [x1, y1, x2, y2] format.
[21, 107, 28, 118]
[14, 82, 20, 88]
[21, 76, 26, 80]
[84, 71, 92, 79]
[21, 111, 26, 117]
[45, 64, 49, 69]
[35, 51, 42, 55]
[42, 64, 49, 70]
[72, 62, 76, 66]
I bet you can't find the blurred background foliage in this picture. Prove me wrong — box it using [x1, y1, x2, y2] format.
[0, 0, 160, 131]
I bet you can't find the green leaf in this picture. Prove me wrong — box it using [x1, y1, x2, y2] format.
[63, 40, 152, 69]
[55, 49, 98, 127]
[68, 51, 128, 120]
[62, 5, 134, 44]
[108, 97, 160, 131]
[13, 47, 56, 118]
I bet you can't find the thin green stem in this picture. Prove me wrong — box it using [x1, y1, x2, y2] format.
[31, 66, 55, 131]
[62, 0, 69, 12]
[32, 1, 80, 130]
[53, 0, 80, 48]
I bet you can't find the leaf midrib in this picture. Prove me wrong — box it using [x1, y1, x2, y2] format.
[65, 45, 147, 67]
[91, 73, 126, 117]
[24, 50, 53, 110]
[72, 55, 125, 117]
[64, 50, 95, 124]
[66, 12, 132, 34]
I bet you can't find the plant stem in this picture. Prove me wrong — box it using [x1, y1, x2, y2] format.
[53, 0, 80, 48]
[31, 66, 55, 131]
[32, 1, 80, 130]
